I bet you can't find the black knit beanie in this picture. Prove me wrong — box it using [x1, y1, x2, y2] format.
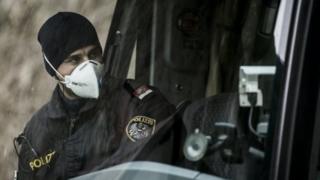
[38, 12, 102, 76]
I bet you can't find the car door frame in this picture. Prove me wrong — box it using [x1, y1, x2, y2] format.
[267, 0, 319, 179]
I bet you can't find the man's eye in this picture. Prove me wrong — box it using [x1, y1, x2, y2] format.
[88, 48, 102, 60]
[88, 52, 102, 60]
[88, 53, 97, 59]
[66, 56, 81, 63]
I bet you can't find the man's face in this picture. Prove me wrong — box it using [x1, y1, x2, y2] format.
[56, 45, 102, 79]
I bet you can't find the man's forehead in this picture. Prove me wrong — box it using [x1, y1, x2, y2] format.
[69, 45, 99, 56]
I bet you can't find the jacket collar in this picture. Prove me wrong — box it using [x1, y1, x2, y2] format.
[47, 75, 125, 119]
[47, 86, 97, 119]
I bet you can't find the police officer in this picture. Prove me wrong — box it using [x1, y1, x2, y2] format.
[15, 12, 176, 180]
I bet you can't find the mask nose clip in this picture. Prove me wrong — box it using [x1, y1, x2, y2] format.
[89, 60, 98, 65]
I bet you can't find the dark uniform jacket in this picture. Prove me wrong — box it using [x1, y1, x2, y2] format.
[16, 76, 176, 180]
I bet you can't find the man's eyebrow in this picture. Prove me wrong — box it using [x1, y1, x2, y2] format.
[89, 46, 102, 53]
[66, 54, 82, 61]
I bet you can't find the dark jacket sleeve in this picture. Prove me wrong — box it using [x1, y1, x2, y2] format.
[130, 86, 177, 161]
[97, 83, 177, 169]
[16, 123, 36, 180]
[17, 142, 35, 179]
[16, 106, 49, 180]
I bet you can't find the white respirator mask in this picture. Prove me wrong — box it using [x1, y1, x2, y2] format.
[44, 54, 103, 99]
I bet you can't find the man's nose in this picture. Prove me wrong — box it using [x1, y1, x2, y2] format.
[79, 56, 89, 63]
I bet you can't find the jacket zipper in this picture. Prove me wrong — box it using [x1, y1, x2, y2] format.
[68, 117, 78, 136]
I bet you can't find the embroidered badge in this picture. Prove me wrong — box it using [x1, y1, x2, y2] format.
[29, 150, 56, 171]
[126, 116, 156, 142]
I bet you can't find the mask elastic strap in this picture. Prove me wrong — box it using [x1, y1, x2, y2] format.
[43, 53, 66, 83]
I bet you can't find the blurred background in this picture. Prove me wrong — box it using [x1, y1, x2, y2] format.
[0, 0, 116, 179]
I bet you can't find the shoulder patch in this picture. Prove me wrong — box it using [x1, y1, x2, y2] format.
[133, 85, 153, 100]
[126, 116, 156, 142]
